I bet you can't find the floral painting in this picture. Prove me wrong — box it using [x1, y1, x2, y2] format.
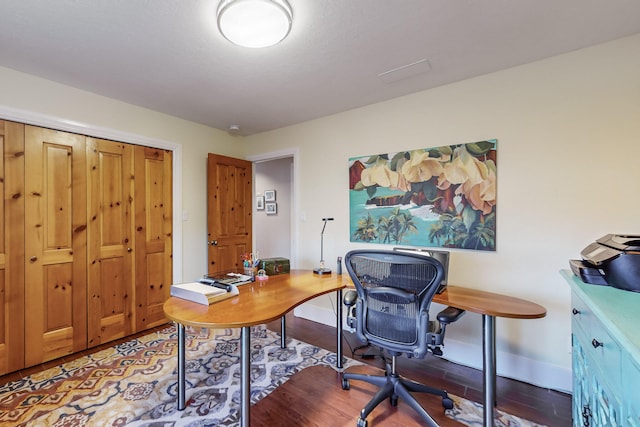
[349, 139, 497, 251]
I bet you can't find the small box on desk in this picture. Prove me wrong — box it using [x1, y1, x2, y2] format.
[261, 257, 290, 276]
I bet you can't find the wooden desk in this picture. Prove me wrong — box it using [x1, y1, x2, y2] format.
[163, 270, 345, 427]
[434, 286, 546, 427]
[165, 271, 545, 427]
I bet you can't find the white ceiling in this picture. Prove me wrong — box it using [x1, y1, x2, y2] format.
[1, 1, 639, 136]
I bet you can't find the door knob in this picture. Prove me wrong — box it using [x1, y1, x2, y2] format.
[209, 240, 218, 246]
[30, 256, 37, 262]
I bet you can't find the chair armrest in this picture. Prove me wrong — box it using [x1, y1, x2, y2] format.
[437, 306, 465, 324]
[343, 290, 357, 306]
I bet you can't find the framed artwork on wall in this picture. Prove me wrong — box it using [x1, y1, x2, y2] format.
[264, 190, 276, 202]
[349, 139, 497, 251]
[266, 202, 277, 215]
[256, 196, 265, 210]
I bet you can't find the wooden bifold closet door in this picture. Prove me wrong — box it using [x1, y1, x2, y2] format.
[87, 140, 173, 344]
[0, 120, 25, 374]
[86, 137, 135, 346]
[134, 145, 172, 332]
[0, 121, 173, 373]
[24, 126, 88, 366]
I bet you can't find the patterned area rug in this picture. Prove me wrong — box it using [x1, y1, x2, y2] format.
[0, 325, 545, 426]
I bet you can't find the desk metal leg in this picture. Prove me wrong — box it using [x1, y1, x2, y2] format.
[280, 315, 286, 348]
[177, 323, 186, 410]
[240, 326, 251, 427]
[482, 314, 496, 427]
[337, 289, 343, 369]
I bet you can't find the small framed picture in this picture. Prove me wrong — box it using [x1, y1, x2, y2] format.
[256, 196, 265, 210]
[264, 190, 276, 202]
[266, 202, 277, 215]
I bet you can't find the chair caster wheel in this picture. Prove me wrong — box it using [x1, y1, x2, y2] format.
[356, 417, 368, 427]
[442, 397, 454, 410]
[341, 377, 350, 390]
[390, 395, 398, 407]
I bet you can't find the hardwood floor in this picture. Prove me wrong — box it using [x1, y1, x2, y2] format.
[0, 314, 572, 426]
[252, 364, 442, 426]
[265, 313, 573, 427]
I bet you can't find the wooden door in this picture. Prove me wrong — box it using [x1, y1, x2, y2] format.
[86, 137, 135, 347]
[134, 146, 172, 332]
[0, 120, 25, 375]
[24, 126, 87, 366]
[207, 154, 252, 275]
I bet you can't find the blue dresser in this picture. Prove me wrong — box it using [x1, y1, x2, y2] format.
[562, 270, 640, 426]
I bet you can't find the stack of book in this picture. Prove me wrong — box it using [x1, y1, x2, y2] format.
[170, 281, 239, 306]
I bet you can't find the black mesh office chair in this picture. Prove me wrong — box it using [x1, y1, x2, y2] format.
[342, 249, 465, 427]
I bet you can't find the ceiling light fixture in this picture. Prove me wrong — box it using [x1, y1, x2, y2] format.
[217, 0, 293, 48]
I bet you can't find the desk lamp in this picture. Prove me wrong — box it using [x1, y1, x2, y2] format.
[313, 217, 333, 275]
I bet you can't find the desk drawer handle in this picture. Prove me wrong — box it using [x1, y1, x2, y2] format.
[591, 338, 603, 349]
[582, 405, 591, 427]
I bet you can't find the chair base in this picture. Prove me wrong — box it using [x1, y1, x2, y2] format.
[342, 369, 453, 427]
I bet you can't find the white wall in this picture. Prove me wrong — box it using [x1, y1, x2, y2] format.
[0, 65, 247, 282]
[244, 34, 640, 392]
[254, 157, 293, 260]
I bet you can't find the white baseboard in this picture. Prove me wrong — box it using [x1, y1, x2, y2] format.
[293, 302, 572, 394]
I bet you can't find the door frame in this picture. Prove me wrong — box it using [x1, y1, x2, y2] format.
[247, 148, 299, 269]
[0, 106, 183, 283]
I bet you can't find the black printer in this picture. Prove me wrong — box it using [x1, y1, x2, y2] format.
[570, 234, 640, 292]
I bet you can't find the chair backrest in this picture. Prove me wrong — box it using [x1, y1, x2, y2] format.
[344, 249, 444, 358]
[393, 247, 450, 291]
